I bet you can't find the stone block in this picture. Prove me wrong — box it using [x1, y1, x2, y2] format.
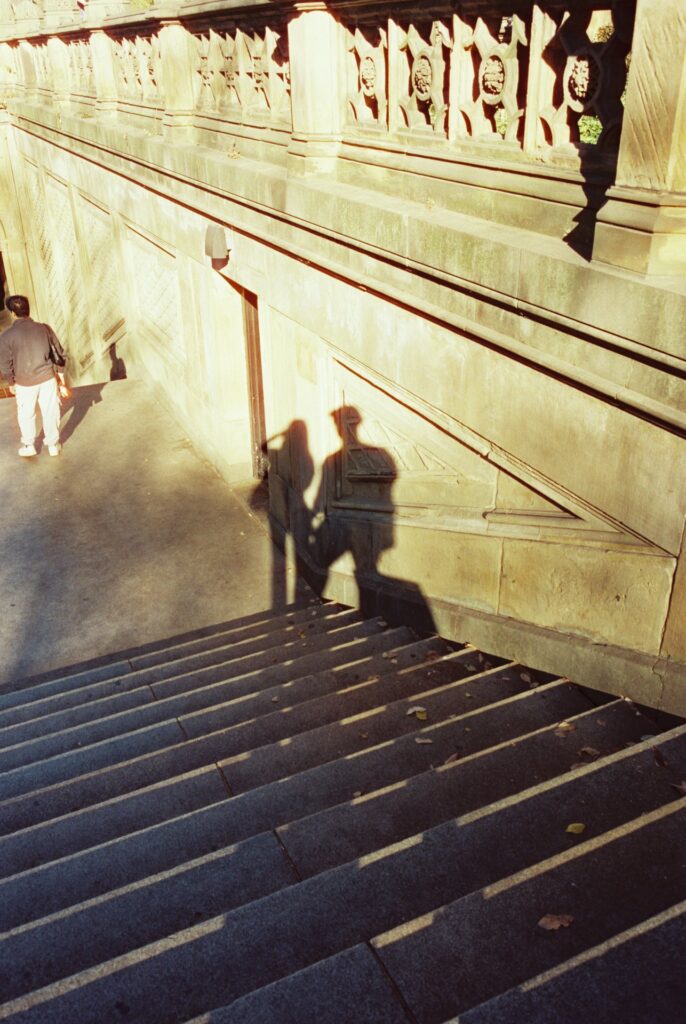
[500, 541, 674, 655]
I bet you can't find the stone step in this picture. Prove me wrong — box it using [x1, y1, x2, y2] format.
[0, 672, 582, 837]
[2, 745, 683, 1024]
[372, 800, 686, 1023]
[0, 619, 405, 772]
[456, 901, 686, 1024]
[0, 601, 323, 715]
[220, 677, 591, 795]
[0, 605, 357, 733]
[0, 831, 298, 1003]
[276, 698, 673, 878]
[0, 620, 407, 798]
[0, 654, 519, 926]
[183, 945, 411, 1024]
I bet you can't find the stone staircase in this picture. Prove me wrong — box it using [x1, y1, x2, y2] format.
[0, 598, 684, 1023]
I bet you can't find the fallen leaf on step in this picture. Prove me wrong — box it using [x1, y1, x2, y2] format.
[640, 734, 657, 742]
[390, 658, 398, 665]
[353, 791, 362, 798]
[406, 705, 428, 721]
[555, 722, 576, 737]
[565, 822, 586, 835]
[538, 913, 574, 931]
[424, 650, 440, 661]
[359, 732, 369, 740]
[596, 719, 606, 726]
[578, 746, 600, 760]
[670, 781, 686, 795]
[520, 672, 532, 684]
[569, 762, 586, 771]
[415, 737, 433, 745]
[653, 747, 670, 768]
[444, 752, 460, 765]
[271, 696, 280, 703]
[298, 631, 307, 639]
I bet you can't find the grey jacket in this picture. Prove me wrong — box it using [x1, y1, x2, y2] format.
[0, 317, 66, 387]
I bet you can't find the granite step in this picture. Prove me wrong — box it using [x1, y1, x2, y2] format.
[0, 601, 325, 716]
[0, 620, 407, 796]
[0, 605, 359, 733]
[0, 672, 584, 836]
[0, 618, 405, 771]
[456, 901, 686, 1024]
[372, 799, 686, 1023]
[1, 739, 683, 1024]
[0, 655, 523, 926]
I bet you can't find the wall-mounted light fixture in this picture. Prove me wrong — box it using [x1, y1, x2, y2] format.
[205, 223, 232, 270]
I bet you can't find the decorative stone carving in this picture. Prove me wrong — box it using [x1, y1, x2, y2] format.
[346, 25, 387, 126]
[194, 26, 290, 124]
[539, 4, 634, 150]
[68, 39, 94, 95]
[33, 42, 52, 90]
[114, 35, 161, 104]
[454, 13, 528, 143]
[397, 21, 451, 134]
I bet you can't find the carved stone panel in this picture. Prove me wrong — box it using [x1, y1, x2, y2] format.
[194, 26, 290, 125]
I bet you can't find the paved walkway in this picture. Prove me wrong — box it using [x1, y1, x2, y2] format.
[0, 378, 300, 686]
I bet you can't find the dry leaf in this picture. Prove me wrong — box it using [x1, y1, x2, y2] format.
[640, 734, 657, 742]
[271, 696, 280, 703]
[444, 752, 460, 765]
[359, 732, 369, 740]
[415, 737, 433, 745]
[424, 650, 440, 662]
[353, 791, 362, 798]
[653, 747, 670, 768]
[298, 631, 307, 639]
[566, 822, 586, 835]
[520, 672, 532, 684]
[538, 913, 574, 931]
[555, 721, 576, 737]
[596, 719, 606, 726]
[406, 705, 428, 721]
[569, 762, 586, 771]
[578, 746, 600, 760]
[390, 658, 399, 665]
[670, 781, 686, 796]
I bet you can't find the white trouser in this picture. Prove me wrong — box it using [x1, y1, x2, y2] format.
[15, 377, 61, 448]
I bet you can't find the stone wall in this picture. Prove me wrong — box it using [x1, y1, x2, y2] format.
[0, 0, 684, 710]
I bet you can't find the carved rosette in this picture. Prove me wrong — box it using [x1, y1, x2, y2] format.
[398, 22, 451, 134]
[346, 25, 387, 127]
[456, 14, 528, 143]
[564, 52, 601, 112]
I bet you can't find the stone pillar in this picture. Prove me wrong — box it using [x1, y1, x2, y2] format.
[159, 20, 196, 141]
[593, 0, 686, 276]
[90, 30, 117, 114]
[287, 4, 344, 174]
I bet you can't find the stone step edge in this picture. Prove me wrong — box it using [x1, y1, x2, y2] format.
[371, 795, 686, 955]
[3, 777, 684, 1023]
[7, 717, 684, 942]
[0, 600, 324, 699]
[453, 898, 686, 1023]
[0, 695, 649, 885]
[0, 604, 359, 719]
[0, 618, 411, 758]
[0, 648, 516, 809]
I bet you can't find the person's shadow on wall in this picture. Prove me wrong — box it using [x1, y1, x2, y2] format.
[260, 404, 436, 632]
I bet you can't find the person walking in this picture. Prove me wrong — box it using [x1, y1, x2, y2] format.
[0, 294, 68, 457]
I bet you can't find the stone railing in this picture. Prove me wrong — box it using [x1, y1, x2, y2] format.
[0, 0, 683, 275]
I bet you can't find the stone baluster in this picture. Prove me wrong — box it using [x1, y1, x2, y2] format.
[287, 3, 344, 174]
[47, 35, 69, 104]
[90, 30, 117, 113]
[593, 0, 686, 275]
[16, 38, 36, 98]
[159, 19, 195, 140]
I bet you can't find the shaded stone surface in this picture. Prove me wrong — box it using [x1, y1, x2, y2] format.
[0, 378, 297, 686]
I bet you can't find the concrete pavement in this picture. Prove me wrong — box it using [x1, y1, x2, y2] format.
[0, 378, 299, 686]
